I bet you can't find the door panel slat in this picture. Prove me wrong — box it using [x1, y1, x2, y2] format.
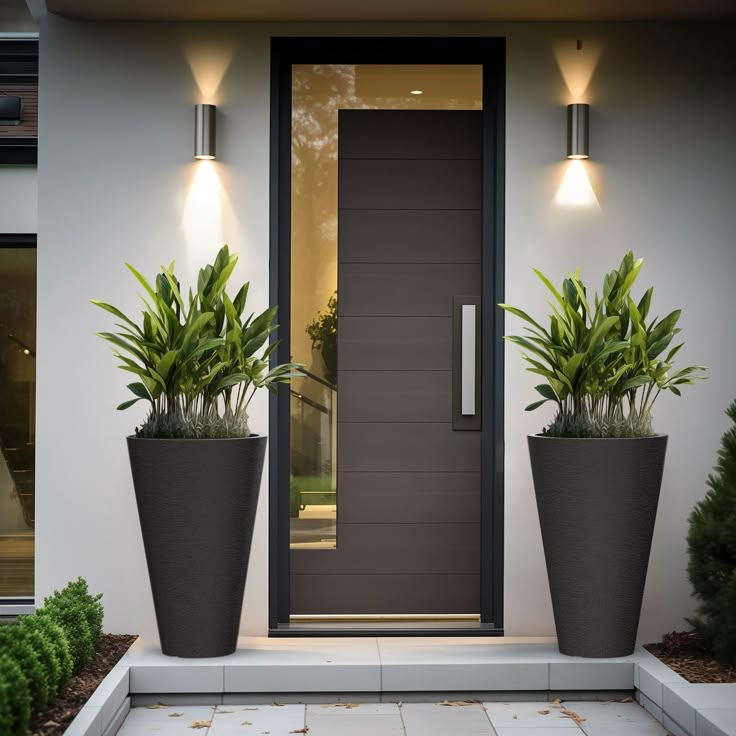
[337, 471, 480, 524]
[339, 210, 481, 264]
[340, 263, 481, 317]
[339, 371, 451, 423]
[339, 316, 451, 371]
[338, 109, 482, 160]
[291, 522, 480, 575]
[290, 573, 480, 615]
[339, 159, 481, 210]
[339, 422, 480, 473]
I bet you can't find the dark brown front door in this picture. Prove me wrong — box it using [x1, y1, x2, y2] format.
[290, 110, 482, 616]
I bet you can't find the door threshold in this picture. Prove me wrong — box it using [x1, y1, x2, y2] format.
[290, 614, 481, 624]
[270, 620, 503, 637]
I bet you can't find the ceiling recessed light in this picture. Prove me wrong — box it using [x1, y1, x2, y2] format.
[410, 89, 423, 95]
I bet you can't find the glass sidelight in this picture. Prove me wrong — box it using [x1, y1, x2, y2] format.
[0, 244, 36, 598]
[288, 64, 482, 550]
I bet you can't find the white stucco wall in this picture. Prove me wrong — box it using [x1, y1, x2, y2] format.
[35, 17, 736, 643]
[0, 166, 37, 233]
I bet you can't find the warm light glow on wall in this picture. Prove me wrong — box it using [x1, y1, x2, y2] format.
[555, 160, 600, 209]
[183, 40, 236, 103]
[182, 160, 224, 255]
[553, 39, 604, 102]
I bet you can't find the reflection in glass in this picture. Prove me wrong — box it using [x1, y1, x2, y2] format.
[0, 247, 36, 597]
[289, 65, 482, 549]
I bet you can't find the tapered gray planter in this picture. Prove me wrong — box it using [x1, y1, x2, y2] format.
[528, 434, 667, 658]
[127, 435, 267, 658]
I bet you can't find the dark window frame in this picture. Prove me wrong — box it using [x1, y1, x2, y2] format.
[269, 37, 505, 637]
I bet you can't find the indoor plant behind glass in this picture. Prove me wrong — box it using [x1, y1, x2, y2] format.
[92, 245, 300, 657]
[500, 251, 706, 657]
[306, 291, 337, 387]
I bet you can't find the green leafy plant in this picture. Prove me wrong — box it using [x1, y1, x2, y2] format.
[92, 245, 302, 438]
[306, 291, 337, 386]
[500, 251, 706, 437]
[687, 398, 736, 665]
[0, 654, 32, 736]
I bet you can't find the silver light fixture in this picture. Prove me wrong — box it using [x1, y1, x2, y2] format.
[567, 103, 589, 159]
[0, 95, 22, 126]
[194, 103, 216, 160]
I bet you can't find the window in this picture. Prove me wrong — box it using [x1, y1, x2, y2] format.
[0, 235, 36, 603]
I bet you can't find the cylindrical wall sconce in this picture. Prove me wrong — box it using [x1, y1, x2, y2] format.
[194, 103, 216, 160]
[567, 103, 589, 159]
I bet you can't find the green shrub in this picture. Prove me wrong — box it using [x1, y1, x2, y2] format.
[0, 577, 104, 729]
[36, 577, 104, 674]
[0, 653, 32, 736]
[15, 614, 72, 694]
[687, 398, 736, 665]
[40, 595, 94, 673]
[0, 624, 50, 713]
[56, 577, 104, 648]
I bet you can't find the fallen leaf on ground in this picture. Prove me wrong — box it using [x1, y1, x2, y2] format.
[550, 698, 562, 705]
[439, 700, 478, 706]
[146, 704, 170, 709]
[537, 710, 550, 715]
[560, 708, 586, 724]
[322, 703, 359, 709]
[190, 720, 212, 729]
[241, 721, 253, 726]
[42, 722, 60, 728]
[243, 707, 259, 711]
[168, 713, 184, 717]
[217, 709, 235, 713]
[289, 728, 309, 734]
[272, 702, 285, 707]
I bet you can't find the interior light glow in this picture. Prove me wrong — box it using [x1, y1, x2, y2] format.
[410, 89, 423, 95]
[554, 160, 600, 209]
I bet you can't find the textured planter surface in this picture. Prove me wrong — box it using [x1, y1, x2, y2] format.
[528, 434, 667, 658]
[128, 435, 267, 658]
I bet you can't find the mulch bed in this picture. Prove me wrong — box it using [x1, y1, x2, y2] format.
[28, 633, 138, 736]
[645, 631, 736, 684]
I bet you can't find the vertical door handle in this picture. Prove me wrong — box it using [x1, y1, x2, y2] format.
[461, 304, 476, 415]
[453, 295, 481, 431]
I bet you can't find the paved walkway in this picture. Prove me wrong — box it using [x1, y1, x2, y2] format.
[118, 699, 669, 735]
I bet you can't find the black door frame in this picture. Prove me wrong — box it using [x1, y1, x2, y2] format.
[269, 36, 505, 636]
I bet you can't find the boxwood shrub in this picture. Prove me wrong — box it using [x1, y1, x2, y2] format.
[0, 654, 32, 736]
[0, 577, 104, 734]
